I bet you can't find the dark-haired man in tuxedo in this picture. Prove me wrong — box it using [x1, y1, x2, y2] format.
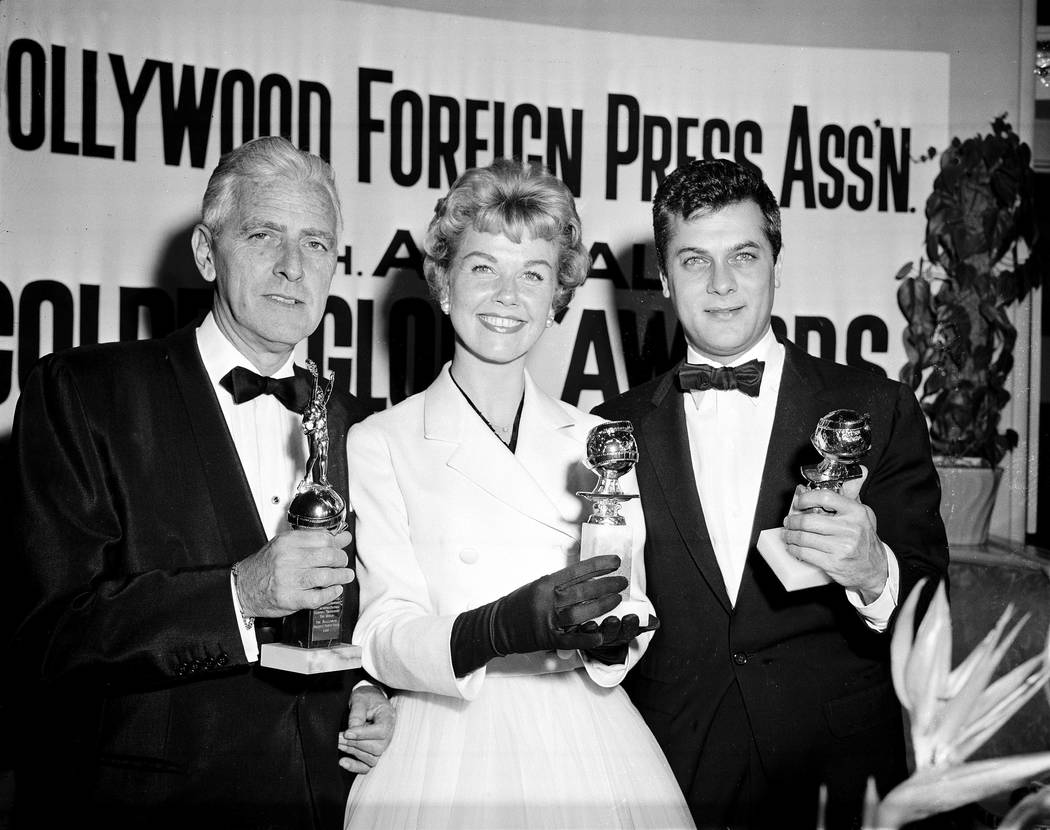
[10, 136, 392, 828]
[595, 158, 948, 829]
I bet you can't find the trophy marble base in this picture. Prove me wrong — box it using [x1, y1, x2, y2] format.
[580, 523, 632, 588]
[757, 527, 833, 591]
[260, 642, 361, 674]
[580, 522, 647, 623]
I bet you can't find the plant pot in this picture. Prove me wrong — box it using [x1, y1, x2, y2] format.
[936, 463, 1003, 546]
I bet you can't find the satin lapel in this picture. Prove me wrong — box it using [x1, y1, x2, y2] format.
[642, 370, 732, 613]
[426, 368, 579, 540]
[165, 325, 267, 561]
[741, 342, 832, 601]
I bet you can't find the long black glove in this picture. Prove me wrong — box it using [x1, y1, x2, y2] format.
[580, 613, 661, 666]
[451, 555, 627, 677]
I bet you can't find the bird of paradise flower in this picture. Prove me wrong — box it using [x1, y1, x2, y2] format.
[856, 577, 1050, 829]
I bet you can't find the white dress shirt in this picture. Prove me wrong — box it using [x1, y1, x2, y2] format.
[681, 328, 899, 629]
[196, 313, 306, 661]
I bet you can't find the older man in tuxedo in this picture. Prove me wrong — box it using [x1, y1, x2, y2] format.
[9, 136, 392, 828]
[595, 159, 948, 829]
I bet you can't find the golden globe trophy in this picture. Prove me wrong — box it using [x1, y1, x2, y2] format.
[800, 409, 872, 494]
[260, 360, 361, 674]
[576, 420, 649, 621]
[757, 409, 872, 591]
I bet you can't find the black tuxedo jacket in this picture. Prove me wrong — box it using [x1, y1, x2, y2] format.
[595, 339, 949, 825]
[9, 323, 372, 829]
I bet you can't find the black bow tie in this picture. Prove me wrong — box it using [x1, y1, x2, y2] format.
[676, 359, 765, 397]
[219, 365, 312, 413]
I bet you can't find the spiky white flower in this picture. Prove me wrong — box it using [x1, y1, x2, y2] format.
[871, 578, 1050, 829]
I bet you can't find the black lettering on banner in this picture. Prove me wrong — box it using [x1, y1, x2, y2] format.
[337, 246, 354, 276]
[847, 126, 873, 211]
[846, 314, 888, 375]
[358, 296, 404, 411]
[50, 45, 79, 155]
[220, 69, 256, 153]
[359, 67, 393, 183]
[561, 309, 619, 405]
[818, 125, 845, 209]
[702, 119, 730, 160]
[6, 38, 46, 150]
[0, 282, 13, 404]
[388, 297, 440, 405]
[298, 80, 331, 162]
[587, 243, 663, 292]
[770, 314, 788, 342]
[511, 103, 543, 167]
[82, 50, 116, 159]
[780, 110, 910, 213]
[465, 99, 489, 170]
[780, 105, 816, 209]
[588, 243, 631, 290]
[492, 102, 507, 158]
[312, 297, 385, 412]
[642, 114, 672, 201]
[675, 117, 699, 170]
[259, 73, 293, 140]
[356, 67, 580, 193]
[119, 287, 174, 342]
[630, 245, 663, 291]
[157, 61, 218, 168]
[793, 315, 836, 361]
[308, 296, 352, 393]
[391, 89, 424, 187]
[878, 126, 910, 212]
[110, 54, 157, 162]
[605, 93, 639, 199]
[618, 309, 684, 387]
[546, 108, 583, 196]
[18, 281, 74, 387]
[429, 94, 460, 188]
[79, 284, 100, 346]
[9, 282, 211, 398]
[734, 121, 762, 172]
[308, 295, 388, 406]
[374, 231, 424, 277]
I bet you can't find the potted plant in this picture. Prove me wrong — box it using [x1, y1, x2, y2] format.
[895, 115, 1045, 545]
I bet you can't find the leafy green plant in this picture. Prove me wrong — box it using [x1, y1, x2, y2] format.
[895, 115, 1045, 466]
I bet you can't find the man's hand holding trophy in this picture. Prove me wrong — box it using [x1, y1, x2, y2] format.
[758, 409, 875, 592]
[260, 360, 361, 674]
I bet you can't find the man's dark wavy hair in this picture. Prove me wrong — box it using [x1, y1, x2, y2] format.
[653, 158, 781, 272]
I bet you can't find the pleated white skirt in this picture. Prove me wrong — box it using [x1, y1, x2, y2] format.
[344, 667, 694, 829]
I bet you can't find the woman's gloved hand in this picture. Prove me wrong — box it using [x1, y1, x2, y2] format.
[580, 613, 661, 666]
[451, 555, 627, 677]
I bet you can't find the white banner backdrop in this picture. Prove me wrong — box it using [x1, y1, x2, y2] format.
[0, 0, 949, 430]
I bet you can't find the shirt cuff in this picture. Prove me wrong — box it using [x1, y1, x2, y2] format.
[230, 569, 260, 662]
[353, 679, 383, 693]
[846, 542, 900, 632]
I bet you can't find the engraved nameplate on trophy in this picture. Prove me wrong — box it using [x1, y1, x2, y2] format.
[260, 360, 360, 674]
[576, 420, 648, 621]
[757, 409, 872, 591]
